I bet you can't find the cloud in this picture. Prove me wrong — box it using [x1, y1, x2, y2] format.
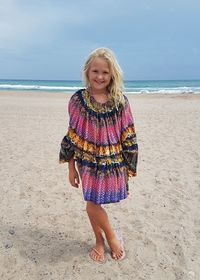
[0, 0, 134, 63]
[1, 0, 200, 79]
[0, 0, 95, 55]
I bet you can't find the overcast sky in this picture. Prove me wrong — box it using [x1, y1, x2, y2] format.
[0, 0, 200, 80]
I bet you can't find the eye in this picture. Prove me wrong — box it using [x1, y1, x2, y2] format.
[103, 71, 109, 74]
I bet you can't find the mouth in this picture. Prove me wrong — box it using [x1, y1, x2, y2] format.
[94, 80, 105, 85]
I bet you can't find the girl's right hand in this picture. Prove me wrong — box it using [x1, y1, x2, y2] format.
[69, 168, 80, 188]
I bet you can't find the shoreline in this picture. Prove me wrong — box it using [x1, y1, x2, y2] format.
[1, 89, 200, 98]
[1, 79, 200, 96]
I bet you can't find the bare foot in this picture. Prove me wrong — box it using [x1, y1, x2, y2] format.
[89, 240, 106, 263]
[109, 237, 124, 260]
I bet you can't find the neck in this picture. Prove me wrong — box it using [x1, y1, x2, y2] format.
[88, 87, 107, 96]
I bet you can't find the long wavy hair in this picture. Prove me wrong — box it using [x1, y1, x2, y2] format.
[82, 48, 125, 106]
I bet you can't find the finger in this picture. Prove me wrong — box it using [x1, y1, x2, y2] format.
[75, 174, 80, 186]
[70, 178, 79, 188]
[76, 173, 80, 184]
[72, 182, 78, 188]
[75, 178, 79, 187]
[69, 178, 76, 188]
[74, 179, 79, 188]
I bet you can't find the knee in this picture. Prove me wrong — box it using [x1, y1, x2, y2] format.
[86, 201, 94, 214]
[86, 201, 100, 215]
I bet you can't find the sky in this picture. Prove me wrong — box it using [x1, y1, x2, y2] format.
[0, 0, 200, 80]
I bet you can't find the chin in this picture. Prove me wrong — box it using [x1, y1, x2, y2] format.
[92, 83, 108, 90]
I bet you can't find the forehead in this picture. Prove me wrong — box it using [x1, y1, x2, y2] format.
[90, 57, 110, 69]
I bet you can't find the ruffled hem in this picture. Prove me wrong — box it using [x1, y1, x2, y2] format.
[59, 135, 75, 163]
[83, 190, 128, 204]
[122, 150, 138, 177]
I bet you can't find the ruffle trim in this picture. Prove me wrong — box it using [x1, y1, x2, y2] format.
[59, 136, 75, 163]
[59, 129, 138, 177]
[121, 125, 136, 142]
[68, 127, 122, 156]
[122, 150, 138, 177]
[75, 151, 125, 170]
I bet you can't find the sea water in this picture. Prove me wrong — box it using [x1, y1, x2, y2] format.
[0, 79, 200, 94]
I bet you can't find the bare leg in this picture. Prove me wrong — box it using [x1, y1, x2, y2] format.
[86, 201, 124, 260]
[87, 212, 105, 261]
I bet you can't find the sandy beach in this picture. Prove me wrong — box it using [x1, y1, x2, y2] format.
[0, 90, 200, 280]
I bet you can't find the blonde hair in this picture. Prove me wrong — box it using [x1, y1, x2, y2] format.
[82, 48, 125, 106]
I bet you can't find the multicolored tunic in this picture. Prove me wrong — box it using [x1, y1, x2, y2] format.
[59, 89, 138, 204]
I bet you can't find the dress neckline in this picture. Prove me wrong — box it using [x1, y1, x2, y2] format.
[83, 89, 114, 111]
[85, 89, 110, 105]
[89, 94, 110, 106]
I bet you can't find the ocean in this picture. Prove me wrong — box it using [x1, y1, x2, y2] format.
[0, 79, 200, 94]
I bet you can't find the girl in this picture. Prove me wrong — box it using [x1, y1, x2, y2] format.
[59, 48, 138, 263]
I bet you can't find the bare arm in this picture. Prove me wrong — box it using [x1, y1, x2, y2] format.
[68, 157, 80, 188]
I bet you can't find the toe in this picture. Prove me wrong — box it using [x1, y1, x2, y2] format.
[112, 247, 125, 260]
[90, 251, 98, 261]
[90, 248, 105, 263]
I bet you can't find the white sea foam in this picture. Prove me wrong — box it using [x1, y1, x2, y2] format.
[0, 84, 81, 91]
[0, 82, 200, 94]
[125, 86, 200, 94]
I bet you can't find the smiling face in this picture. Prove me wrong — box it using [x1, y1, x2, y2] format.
[87, 57, 112, 94]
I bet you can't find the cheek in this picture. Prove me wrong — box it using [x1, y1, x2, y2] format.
[107, 75, 112, 84]
[87, 72, 93, 81]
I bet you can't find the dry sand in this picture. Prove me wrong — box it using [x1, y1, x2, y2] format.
[0, 90, 200, 280]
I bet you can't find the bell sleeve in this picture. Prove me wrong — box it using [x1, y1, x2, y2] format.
[121, 96, 138, 177]
[59, 97, 76, 163]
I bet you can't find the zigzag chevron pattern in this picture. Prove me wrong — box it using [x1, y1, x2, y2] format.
[59, 89, 138, 204]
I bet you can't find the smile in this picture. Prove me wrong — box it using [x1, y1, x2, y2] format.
[94, 80, 105, 84]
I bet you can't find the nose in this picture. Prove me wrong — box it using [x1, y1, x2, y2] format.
[97, 73, 103, 80]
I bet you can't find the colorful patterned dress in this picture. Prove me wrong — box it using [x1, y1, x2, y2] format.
[59, 89, 138, 204]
